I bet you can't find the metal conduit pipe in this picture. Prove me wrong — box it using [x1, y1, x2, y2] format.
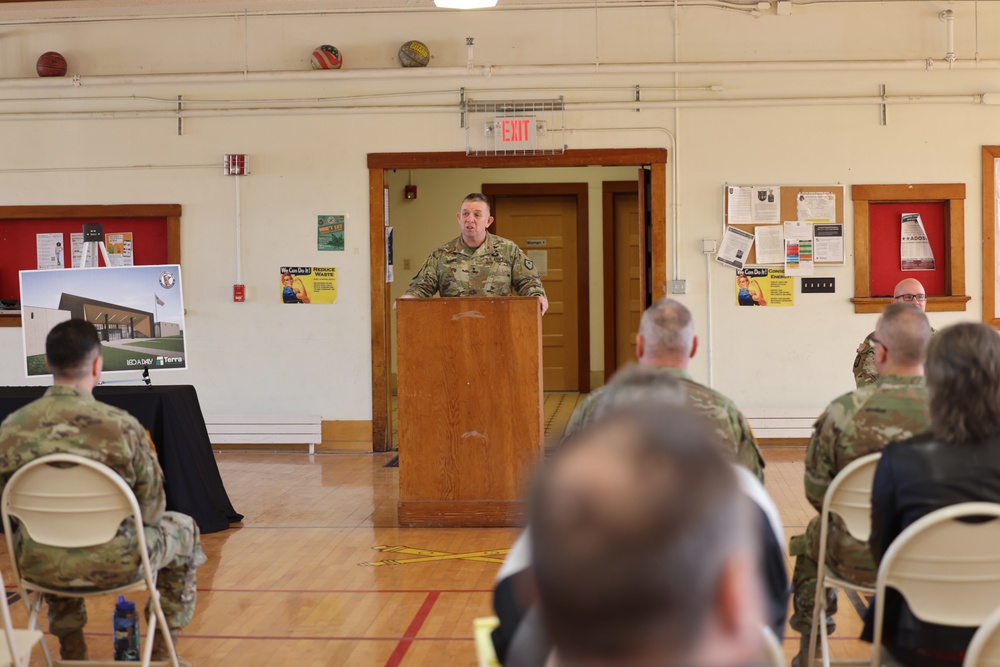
[0, 93, 982, 121]
[2, 57, 1000, 90]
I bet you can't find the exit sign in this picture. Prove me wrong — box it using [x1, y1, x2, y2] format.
[490, 117, 537, 150]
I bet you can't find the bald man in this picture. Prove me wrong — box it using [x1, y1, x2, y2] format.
[853, 278, 933, 387]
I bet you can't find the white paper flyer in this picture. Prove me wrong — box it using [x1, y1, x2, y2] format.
[36, 233, 64, 269]
[716, 226, 755, 269]
[900, 213, 935, 271]
[783, 221, 814, 277]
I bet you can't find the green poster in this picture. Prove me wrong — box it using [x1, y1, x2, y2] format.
[318, 215, 345, 251]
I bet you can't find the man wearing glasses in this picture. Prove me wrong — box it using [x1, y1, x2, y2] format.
[853, 278, 932, 388]
[789, 302, 931, 666]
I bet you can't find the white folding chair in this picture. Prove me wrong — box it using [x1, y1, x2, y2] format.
[871, 502, 1000, 667]
[1, 453, 179, 667]
[761, 625, 785, 667]
[806, 452, 882, 667]
[0, 566, 44, 667]
[964, 604, 1000, 667]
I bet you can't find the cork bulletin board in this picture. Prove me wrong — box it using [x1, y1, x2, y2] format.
[723, 184, 845, 266]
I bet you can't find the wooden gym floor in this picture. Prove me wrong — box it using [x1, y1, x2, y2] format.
[2, 394, 871, 666]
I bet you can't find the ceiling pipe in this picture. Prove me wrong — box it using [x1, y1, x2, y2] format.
[2, 56, 1000, 91]
[0, 92, 981, 122]
[941, 10, 956, 66]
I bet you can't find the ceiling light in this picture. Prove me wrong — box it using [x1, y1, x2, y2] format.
[434, 0, 498, 8]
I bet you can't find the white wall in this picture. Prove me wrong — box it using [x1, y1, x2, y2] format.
[0, 2, 997, 419]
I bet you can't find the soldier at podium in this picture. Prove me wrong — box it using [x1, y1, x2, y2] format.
[397, 193, 549, 315]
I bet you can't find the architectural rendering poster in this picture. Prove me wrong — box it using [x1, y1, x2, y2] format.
[19, 264, 187, 376]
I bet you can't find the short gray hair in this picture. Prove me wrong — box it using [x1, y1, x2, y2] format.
[638, 298, 695, 357]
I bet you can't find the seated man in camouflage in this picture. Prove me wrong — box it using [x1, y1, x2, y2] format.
[564, 297, 764, 482]
[0, 319, 206, 663]
[396, 192, 549, 315]
[790, 303, 931, 666]
[853, 278, 934, 387]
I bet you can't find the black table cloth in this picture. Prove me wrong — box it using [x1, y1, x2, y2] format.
[0, 384, 242, 533]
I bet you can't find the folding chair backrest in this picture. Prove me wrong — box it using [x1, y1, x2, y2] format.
[879, 502, 1000, 627]
[823, 452, 881, 542]
[964, 604, 1000, 667]
[1, 453, 138, 549]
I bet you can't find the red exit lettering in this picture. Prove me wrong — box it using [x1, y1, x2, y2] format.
[500, 119, 531, 142]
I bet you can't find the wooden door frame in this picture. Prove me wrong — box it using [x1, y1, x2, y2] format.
[368, 149, 668, 452]
[601, 181, 640, 379]
[482, 182, 590, 393]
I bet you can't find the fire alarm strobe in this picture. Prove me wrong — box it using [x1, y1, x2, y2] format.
[224, 154, 249, 176]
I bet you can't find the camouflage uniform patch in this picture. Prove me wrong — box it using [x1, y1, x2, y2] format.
[562, 367, 765, 483]
[404, 232, 546, 299]
[0, 386, 205, 636]
[788, 375, 929, 634]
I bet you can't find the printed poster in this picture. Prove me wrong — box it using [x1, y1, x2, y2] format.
[900, 213, 935, 271]
[70, 233, 98, 268]
[36, 233, 64, 269]
[318, 215, 345, 251]
[385, 227, 394, 283]
[813, 224, 844, 263]
[796, 192, 836, 223]
[105, 232, 134, 267]
[716, 226, 755, 269]
[783, 221, 814, 277]
[736, 268, 793, 307]
[280, 266, 337, 304]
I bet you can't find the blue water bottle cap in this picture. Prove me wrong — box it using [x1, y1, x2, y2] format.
[115, 595, 135, 612]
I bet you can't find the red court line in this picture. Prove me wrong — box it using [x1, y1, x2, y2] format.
[384, 591, 441, 667]
[197, 588, 492, 594]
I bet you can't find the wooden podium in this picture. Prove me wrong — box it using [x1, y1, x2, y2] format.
[396, 297, 544, 527]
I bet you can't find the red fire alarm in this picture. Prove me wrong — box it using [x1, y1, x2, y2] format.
[233, 284, 246, 302]
[404, 185, 417, 200]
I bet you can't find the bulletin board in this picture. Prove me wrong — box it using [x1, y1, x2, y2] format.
[0, 205, 181, 327]
[722, 184, 845, 266]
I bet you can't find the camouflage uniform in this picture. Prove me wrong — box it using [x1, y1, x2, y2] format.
[853, 328, 936, 388]
[404, 232, 546, 299]
[0, 386, 206, 636]
[788, 375, 929, 634]
[563, 367, 765, 483]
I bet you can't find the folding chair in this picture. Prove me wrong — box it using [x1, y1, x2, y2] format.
[1, 453, 180, 667]
[761, 625, 785, 667]
[964, 604, 1000, 667]
[806, 452, 882, 667]
[0, 566, 44, 667]
[473, 616, 502, 667]
[871, 502, 1000, 667]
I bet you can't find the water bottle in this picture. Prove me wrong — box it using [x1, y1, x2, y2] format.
[113, 595, 140, 661]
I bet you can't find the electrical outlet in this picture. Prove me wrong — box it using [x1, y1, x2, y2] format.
[801, 277, 835, 293]
[671, 280, 687, 294]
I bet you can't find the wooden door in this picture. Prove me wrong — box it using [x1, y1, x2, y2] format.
[613, 190, 642, 368]
[491, 193, 583, 391]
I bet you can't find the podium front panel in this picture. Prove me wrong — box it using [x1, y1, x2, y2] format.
[396, 297, 544, 526]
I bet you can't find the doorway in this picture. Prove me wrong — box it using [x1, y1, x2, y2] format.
[484, 183, 589, 392]
[369, 149, 668, 451]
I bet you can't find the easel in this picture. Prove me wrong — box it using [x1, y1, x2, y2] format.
[75, 224, 152, 387]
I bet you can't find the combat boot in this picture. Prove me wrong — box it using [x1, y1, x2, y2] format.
[790, 630, 826, 667]
[150, 627, 193, 666]
[58, 629, 89, 660]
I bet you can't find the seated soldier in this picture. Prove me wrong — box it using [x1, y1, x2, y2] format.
[0, 319, 206, 664]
